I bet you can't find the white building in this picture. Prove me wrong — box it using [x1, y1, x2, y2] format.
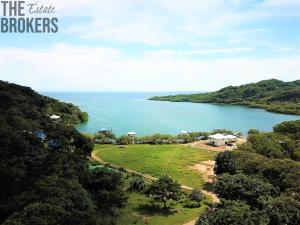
[180, 130, 188, 135]
[49, 114, 60, 120]
[208, 134, 237, 147]
[127, 132, 136, 137]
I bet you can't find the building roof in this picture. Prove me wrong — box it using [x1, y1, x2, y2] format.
[180, 130, 188, 134]
[35, 131, 46, 140]
[225, 134, 237, 139]
[128, 132, 136, 135]
[209, 134, 237, 140]
[50, 114, 60, 119]
[209, 134, 226, 139]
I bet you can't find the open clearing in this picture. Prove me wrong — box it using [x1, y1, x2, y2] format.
[94, 144, 217, 189]
[117, 192, 207, 225]
[94, 144, 218, 225]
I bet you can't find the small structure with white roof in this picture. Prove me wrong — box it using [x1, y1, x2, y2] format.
[98, 128, 112, 135]
[180, 130, 189, 135]
[49, 114, 60, 120]
[128, 131, 137, 145]
[208, 133, 237, 147]
[127, 132, 136, 137]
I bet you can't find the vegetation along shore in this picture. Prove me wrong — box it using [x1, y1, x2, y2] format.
[150, 79, 300, 115]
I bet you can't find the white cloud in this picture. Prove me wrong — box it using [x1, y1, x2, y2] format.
[50, 0, 300, 45]
[0, 44, 298, 92]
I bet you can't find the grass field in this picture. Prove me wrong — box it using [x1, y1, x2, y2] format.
[117, 192, 207, 225]
[94, 144, 217, 188]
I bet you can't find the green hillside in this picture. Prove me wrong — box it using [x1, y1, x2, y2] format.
[0, 81, 88, 127]
[150, 79, 300, 115]
[0, 81, 126, 225]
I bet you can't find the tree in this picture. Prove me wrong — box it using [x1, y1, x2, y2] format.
[196, 200, 264, 225]
[85, 168, 127, 213]
[214, 151, 239, 175]
[239, 132, 296, 159]
[3, 203, 66, 225]
[5, 176, 98, 225]
[248, 129, 259, 135]
[148, 176, 181, 209]
[273, 120, 300, 140]
[268, 197, 300, 225]
[291, 145, 300, 161]
[117, 135, 133, 145]
[80, 112, 89, 122]
[214, 173, 278, 208]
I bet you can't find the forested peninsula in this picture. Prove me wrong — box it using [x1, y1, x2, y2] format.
[150, 79, 300, 115]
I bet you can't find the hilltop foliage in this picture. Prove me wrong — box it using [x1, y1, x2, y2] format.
[239, 120, 300, 160]
[0, 81, 126, 225]
[150, 79, 300, 115]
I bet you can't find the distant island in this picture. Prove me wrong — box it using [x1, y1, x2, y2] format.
[149, 79, 300, 115]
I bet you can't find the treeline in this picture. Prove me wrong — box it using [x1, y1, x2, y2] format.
[150, 79, 300, 115]
[0, 81, 126, 225]
[86, 129, 237, 145]
[197, 120, 300, 225]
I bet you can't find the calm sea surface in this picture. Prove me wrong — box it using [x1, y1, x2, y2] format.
[43, 92, 300, 136]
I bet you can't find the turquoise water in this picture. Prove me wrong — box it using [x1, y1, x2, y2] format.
[43, 92, 300, 136]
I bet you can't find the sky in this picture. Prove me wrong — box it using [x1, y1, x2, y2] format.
[0, 0, 299, 92]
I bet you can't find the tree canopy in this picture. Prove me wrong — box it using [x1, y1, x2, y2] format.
[0, 81, 126, 224]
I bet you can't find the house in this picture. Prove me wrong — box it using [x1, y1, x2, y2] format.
[208, 134, 237, 147]
[35, 131, 46, 141]
[98, 128, 112, 135]
[127, 132, 136, 137]
[49, 114, 60, 120]
[180, 130, 188, 135]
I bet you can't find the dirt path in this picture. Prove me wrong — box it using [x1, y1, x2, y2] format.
[188, 141, 228, 152]
[189, 160, 215, 183]
[163, 149, 177, 177]
[183, 219, 197, 225]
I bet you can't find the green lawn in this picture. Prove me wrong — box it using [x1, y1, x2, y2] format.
[94, 144, 217, 188]
[117, 192, 207, 225]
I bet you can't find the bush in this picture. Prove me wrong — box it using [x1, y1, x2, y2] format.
[129, 176, 146, 192]
[183, 199, 201, 208]
[189, 189, 205, 202]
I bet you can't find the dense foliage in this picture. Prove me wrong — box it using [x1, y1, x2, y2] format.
[239, 120, 300, 161]
[0, 81, 126, 224]
[150, 79, 300, 115]
[198, 120, 300, 225]
[148, 176, 181, 209]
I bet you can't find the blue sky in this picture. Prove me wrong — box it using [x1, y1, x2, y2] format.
[0, 0, 299, 91]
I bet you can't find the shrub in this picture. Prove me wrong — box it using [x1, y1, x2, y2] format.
[189, 189, 205, 202]
[129, 176, 146, 192]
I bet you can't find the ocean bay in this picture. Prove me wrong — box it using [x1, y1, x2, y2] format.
[44, 92, 300, 136]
